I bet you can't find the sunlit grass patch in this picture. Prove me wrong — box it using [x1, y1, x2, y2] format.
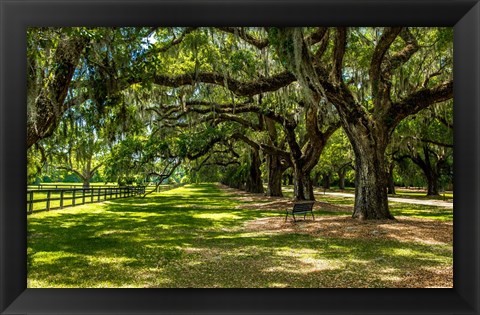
[389, 202, 453, 221]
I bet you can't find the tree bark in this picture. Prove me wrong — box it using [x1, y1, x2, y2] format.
[303, 175, 315, 200]
[426, 171, 439, 196]
[264, 116, 284, 197]
[292, 162, 306, 200]
[292, 161, 315, 200]
[345, 123, 394, 220]
[423, 147, 439, 196]
[338, 169, 346, 190]
[322, 173, 331, 189]
[266, 154, 283, 197]
[245, 148, 264, 194]
[387, 162, 396, 195]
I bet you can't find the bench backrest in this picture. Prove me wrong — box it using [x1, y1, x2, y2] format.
[292, 202, 314, 212]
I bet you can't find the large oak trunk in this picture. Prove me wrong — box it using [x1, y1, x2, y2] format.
[426, 171, 439, 196]
[423, 147, 440, 196]
[292, 163, 315, 200]
[345, 124, 395, 220]
[245, 149, 264, 194]
[266, 154, 283, 197]
[304, 175, 315, 200]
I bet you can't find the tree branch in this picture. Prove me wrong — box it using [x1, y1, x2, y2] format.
[418, 138, 453, 148]
[152, 70, 296, 97]
[57, 166, 86, 181]
[384, 28, 419, 76]
[216, 27, 269, 49]
[331, 27, 347, 83]
[369, 27, 402, 102]
[388, 80, 453, 129]
[144, 27, 197, 57]
[186, 137, 224, 160]
[312, 28, 330, 62]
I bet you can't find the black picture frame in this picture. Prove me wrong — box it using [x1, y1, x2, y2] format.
[1, 0, 479, 314]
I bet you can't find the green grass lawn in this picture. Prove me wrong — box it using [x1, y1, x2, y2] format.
[27, 183, 453, 288]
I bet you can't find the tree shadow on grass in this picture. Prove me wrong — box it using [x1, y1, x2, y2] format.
[27, 183, 452, 288]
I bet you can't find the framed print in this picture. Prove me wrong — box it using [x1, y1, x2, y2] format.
[1, 0, 479, 314]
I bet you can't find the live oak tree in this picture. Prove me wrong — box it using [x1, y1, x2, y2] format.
[392, 101, 453, 195]
[37, 101, 109, 188]
[268, 27, 452, 219]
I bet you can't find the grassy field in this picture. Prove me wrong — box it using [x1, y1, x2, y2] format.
[27, 183, 453, 288]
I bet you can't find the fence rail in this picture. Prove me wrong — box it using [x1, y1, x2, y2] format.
[27, 184, 118, 190]
[27, 186, 146, 214]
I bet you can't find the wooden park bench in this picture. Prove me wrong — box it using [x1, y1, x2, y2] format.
[285, 201, 315, 222]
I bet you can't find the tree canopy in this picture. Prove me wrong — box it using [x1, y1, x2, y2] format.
[27, 27, 453, 220]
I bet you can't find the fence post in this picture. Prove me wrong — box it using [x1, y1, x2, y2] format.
[82, 189, 86, 204]
[46, 190, 51, 211]
[91, 189, 94, 203]
[72, 190, 76, 206]
[98, 188, 101, 202]
[60, 190, 64, 209]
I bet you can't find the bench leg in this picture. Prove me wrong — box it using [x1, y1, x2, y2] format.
[312, 211, 315, 221]
[285, 212, 289, 222]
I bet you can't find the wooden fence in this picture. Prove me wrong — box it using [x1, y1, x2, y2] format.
[27, 184, 117, 190]
[27, 186, 146, 214]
